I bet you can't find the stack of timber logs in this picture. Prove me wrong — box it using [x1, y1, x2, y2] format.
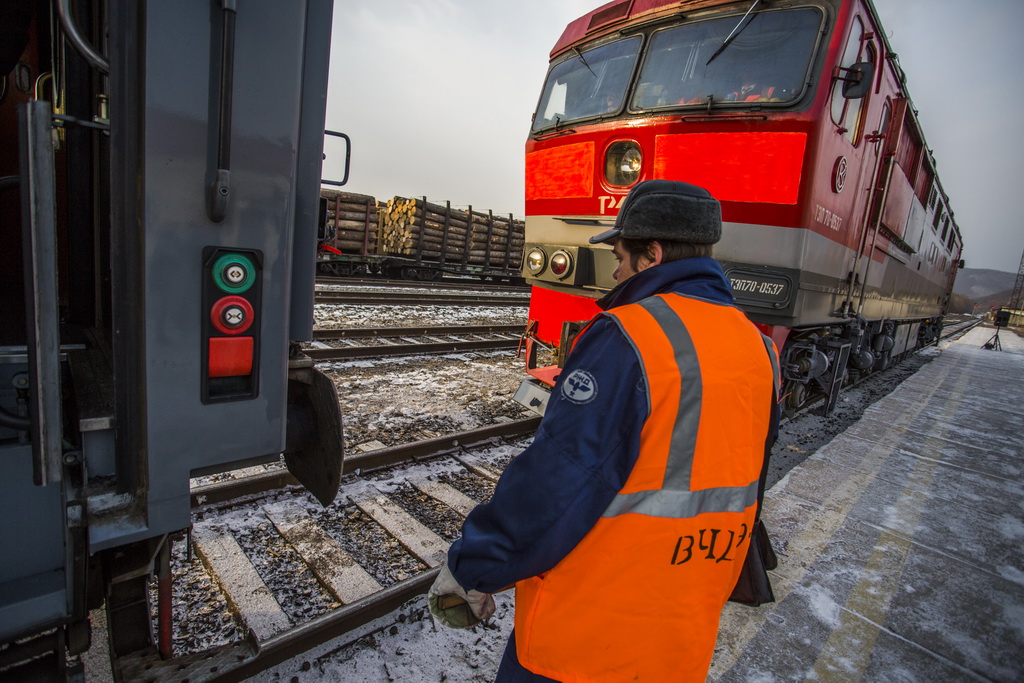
[378, 196, 525, 268]
[320, 189, 379, 255]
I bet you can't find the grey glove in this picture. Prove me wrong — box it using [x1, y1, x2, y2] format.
[427, 563, 495, 629]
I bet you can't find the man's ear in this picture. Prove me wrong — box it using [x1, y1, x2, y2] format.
[647, 241, 665, 267]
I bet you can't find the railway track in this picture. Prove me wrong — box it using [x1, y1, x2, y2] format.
[306, 324, 524, 360]
[316, 276, 529, 294]
[314, 290, 530, 307]
[115, 418, 539, 682]
[940, 317, 980, 340]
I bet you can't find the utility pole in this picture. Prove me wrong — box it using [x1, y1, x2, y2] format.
[1010, 247, 1024, 311]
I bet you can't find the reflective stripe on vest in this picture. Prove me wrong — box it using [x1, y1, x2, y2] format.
[601, 295, 759, 520]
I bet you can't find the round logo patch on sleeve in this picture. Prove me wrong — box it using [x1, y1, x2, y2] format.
[561, 369, 598, 405]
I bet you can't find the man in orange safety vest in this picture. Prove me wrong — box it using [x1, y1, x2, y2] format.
[429, 179, 780, 682]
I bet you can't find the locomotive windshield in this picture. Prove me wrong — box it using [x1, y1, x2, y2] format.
[633, 8, 821, 108]
[532, 36, 641, 132]
[531, 7, 822, 132]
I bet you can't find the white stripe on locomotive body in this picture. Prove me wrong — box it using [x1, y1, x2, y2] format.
[524, 215, 948, 327]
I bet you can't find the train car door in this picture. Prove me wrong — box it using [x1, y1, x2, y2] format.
[851, 96, 906, 310]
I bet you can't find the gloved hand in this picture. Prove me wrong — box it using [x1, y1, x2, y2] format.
[427, 563, 495, 629]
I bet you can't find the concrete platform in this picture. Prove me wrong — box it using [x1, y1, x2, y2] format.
[711, 326, 1024, 682]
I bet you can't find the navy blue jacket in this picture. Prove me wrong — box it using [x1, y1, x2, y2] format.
[447, 257, 737, 592]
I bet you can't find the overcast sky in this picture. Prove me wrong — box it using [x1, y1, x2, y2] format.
[326, 0, 1024, 274]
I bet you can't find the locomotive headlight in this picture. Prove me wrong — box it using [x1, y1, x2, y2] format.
[526, 248, 547, 275]
[549, 250, 573, 279]
[605, 141, 642, 186]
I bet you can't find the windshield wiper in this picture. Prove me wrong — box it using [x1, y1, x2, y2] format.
[573, 46, 597, 78]
[706, 0, 761, 66]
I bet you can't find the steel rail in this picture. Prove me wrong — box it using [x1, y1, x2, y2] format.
[210, 569, 442, 682]
[313, 291, 529, 307]
[312, 324, 524, 340]
[940, 319, 979, 340]
[306, 337, 520, 360]
[190, 416, 541, 509]
[116, 570, 442, 683]
[316, 275, 529, 293]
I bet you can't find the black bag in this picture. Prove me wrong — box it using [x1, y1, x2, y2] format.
[729, 340, 781, 607]
[728, 518, 777, 606]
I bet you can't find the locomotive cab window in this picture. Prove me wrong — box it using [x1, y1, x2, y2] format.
[630, 8, 822, 110]
[831, 16, 876, 144]
[532, 37, 641, 132]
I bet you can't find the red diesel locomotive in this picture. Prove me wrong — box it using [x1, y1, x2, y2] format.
[517, 0, 964, 416]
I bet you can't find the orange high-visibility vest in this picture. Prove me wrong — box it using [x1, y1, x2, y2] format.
[514, 293, 779, 682]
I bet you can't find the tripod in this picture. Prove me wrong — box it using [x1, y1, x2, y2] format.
[982, 327, 1002, 351]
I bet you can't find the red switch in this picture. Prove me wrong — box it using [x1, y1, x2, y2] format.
[210, 295, 255, 335]
[208, 336, 254, 377]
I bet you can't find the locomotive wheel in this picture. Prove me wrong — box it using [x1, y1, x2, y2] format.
[782, 379, 809, 418]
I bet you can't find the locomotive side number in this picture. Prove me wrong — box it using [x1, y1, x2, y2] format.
[725, 269, 792, 309]
[730, 278, 786, 297]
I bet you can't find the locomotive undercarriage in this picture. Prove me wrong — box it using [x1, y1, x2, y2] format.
[778, 315, 941, 416]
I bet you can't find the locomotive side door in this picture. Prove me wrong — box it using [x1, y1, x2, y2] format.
[850, 96, 906, 310]
[827, 11, 884, 316]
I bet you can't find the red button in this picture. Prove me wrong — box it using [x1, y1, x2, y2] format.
[208, 336, 254, 377]
[211, 295, 255, 335]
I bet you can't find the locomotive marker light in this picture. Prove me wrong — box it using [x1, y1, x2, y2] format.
[550, 250, 574, 279]
[526, 248, 548, 275]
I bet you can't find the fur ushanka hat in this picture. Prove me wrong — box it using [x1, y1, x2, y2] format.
[589, 179, 722, 246]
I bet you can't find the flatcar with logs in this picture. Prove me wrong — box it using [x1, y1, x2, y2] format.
[1, 0, 344, 677]
[316, 189, 526, 282]
[516, 0, 964, 417]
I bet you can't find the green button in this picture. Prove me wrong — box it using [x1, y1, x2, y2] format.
[212, 253, 256, 293]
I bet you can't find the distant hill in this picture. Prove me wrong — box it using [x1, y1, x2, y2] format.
[952, 267, 1019, 311]
[953, 267, 1016, 298]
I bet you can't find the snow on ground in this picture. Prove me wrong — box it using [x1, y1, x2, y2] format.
[323, 351, 532, 452]
[316, 304, 528, 329]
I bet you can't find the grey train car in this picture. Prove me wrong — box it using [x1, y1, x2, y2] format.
[1, 0, 343, 677]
